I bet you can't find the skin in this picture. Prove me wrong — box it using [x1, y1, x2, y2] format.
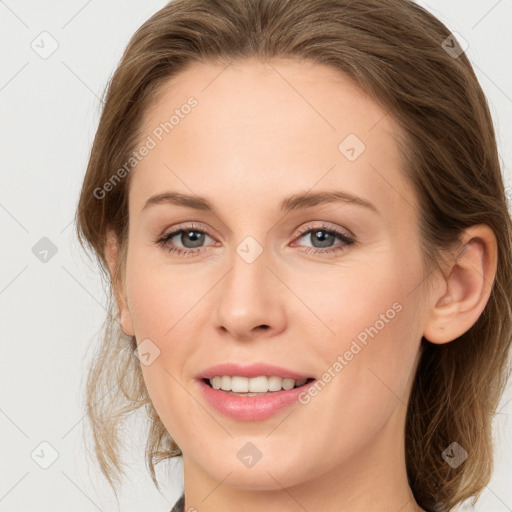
[106, 58, 497, 512]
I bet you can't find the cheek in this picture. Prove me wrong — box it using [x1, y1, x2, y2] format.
[291, 271, 422, 470]
[125, 249, 204, 339]
[124, 247, 211, 405]
[303, 259, 412, 346]
[306, 256, 423, 401]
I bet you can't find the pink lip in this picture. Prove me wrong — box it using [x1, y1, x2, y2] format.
[195, 362, 315, 380]
[196, 378, 317, 421]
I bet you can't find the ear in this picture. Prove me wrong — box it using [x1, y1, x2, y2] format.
[423, 224, 498, 344]
[105, 229, 135, 337]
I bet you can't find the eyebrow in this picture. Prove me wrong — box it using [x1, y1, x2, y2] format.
[141, 190, 379, 215]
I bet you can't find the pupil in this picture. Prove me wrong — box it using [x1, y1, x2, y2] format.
[182, 230, 204, 248]
[312, 230, 334, 248]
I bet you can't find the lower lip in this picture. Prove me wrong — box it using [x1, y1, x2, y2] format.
[196, 378, 316, 421]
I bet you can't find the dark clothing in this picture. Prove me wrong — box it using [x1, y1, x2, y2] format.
[170, 493, 185, 512]
[169, 492, 434, 511]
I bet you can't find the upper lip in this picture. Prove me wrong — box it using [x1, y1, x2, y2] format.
[196, 362, 315, 380]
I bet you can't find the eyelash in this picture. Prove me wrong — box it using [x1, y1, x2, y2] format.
[155, 222, 355, 257]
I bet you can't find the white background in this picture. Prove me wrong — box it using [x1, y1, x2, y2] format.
[1, 1, 511, 511]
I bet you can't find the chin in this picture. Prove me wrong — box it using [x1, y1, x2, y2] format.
[222, 470, 306, 492]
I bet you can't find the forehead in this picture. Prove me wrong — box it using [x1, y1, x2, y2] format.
[131, 58, 417, 224]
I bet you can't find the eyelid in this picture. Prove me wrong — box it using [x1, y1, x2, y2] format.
[156, 220, 356, 256]
[158, 221, 353, 242]
[294, 221, 354, 240]
[159, 220, 220, 240]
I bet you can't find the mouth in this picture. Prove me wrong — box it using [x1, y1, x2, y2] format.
[201, 376, 316, 396]
[197, 374, 318, 421]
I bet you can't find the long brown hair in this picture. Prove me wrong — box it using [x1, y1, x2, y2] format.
[75, 1, 512, 510]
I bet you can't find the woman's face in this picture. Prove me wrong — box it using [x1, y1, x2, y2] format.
[119, 58, 431, 491]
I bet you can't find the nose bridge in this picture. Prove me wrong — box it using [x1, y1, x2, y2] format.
[214, 235, 285, 338]
[231, 236, 268, 297]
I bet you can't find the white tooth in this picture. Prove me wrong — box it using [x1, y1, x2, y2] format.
[268, 376, 283, 391]
[248, 376, 268, 392]
[211, 375, 305, 392]
[231, 376, 249, 392]
[282, 378, 295, 390]
[220, 376, 231, 391]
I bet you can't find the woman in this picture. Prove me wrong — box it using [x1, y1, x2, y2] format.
[75, 0, 512, 511]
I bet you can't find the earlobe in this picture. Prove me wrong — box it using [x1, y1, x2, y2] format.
[423, 225, 497, 345]
[105, 229, 135, 337]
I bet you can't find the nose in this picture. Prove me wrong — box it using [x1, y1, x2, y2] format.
[214, 243, 287, 341]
